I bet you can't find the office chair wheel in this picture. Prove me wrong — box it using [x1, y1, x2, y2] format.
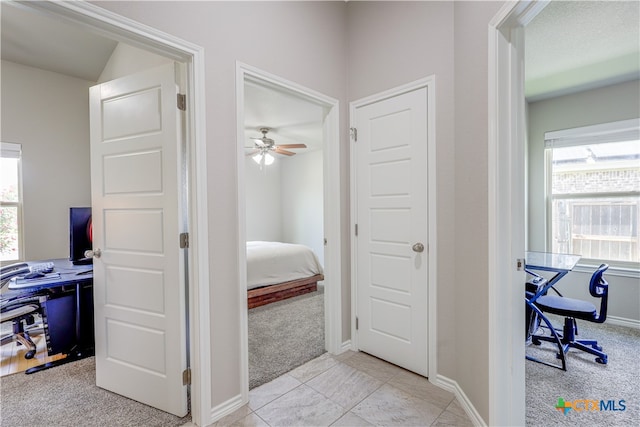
[25, 350, 36, 359]
[531, 337, 541, 345]
[595, 357, 607, 365]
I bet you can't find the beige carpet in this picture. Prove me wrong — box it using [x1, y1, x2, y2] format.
[248, 288, 325, 389]
[526, 315, 640, 426]
[0, 356, 190, 427]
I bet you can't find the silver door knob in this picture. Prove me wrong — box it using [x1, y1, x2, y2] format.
[412, 243, 425, 253]
[85, 249, 101, 258]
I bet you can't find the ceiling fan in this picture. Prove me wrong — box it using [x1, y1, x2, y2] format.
[246, 127, 307, 166]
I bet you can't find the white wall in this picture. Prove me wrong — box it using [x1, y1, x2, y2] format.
[245, 150, 324, 266]
[527, 79, 640, 323]
[93, 0, 349, 411]
[0, 60, 93, 261]
[98, 42, 172, 83]
[244, 158, 282, 242]
[281, 150, 324, 266]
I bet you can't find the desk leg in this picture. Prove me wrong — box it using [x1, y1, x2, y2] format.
[525, 297, 567, 371]
[25, 282, 94, 375]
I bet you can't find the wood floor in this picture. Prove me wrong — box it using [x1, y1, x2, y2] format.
[0, 326, 66, 377]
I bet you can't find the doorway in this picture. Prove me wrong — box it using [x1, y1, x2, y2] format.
[235, 63, 341, 401]
[1, 1, 210, 424]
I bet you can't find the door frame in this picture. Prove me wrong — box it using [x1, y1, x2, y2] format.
[349, 76, 438, 380]
[488, 1, 548, 425]
[235, 62, 342, 402]
[17, 2, 211, 425]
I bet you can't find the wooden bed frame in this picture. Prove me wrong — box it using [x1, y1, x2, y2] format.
[247, 274, 324, 309]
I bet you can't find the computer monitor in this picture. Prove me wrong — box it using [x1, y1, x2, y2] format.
[69, 207, 92, 265]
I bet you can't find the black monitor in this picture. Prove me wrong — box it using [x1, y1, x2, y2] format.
[69, 207, 92, 265]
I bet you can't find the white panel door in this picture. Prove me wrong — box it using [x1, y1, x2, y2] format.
[89, 63, 187, 416]
[354, 87, 428, 376]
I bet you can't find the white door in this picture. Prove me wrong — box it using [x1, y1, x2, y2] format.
[354, 87, 428, 376]
[89, 63, 188, 416]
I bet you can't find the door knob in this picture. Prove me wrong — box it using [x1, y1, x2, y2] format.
[85, 249, 102, 258]
[412, 243, 425, 253]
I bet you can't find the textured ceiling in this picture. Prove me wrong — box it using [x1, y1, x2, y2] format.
[525, 0, 640, 101]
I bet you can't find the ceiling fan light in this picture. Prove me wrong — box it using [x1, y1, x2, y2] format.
[252, 153, 263, 164]
[264, 153, 275, 165]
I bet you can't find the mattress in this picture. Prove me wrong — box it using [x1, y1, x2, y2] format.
[246, 241, 324, 290]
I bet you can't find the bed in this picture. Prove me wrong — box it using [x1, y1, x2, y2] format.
[246, 241, 324, 309]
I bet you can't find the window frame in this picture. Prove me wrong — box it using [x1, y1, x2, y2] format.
[0, 142, 24, 264]
[544, 119, 640, 272]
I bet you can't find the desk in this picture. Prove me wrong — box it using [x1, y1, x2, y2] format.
[525, 251, 581, 301]
[5, 259, 93, 374]
[524, 251, 580, 370]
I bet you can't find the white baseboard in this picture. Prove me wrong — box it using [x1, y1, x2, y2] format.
[432, 375, 486, 427]
[339, 340, 352, 354]
[607, 316, 640, 329]
[209, 393, 244, 425]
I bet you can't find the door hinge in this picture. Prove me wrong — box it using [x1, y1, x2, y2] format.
[355, 316, 359, 330]
[177, 93, 186, 111]
[179, 232, 189, 249]
[355, 224, 358, 236]
[182, 367, 191, 385]
[350, 127, 357, 142]
[516, 258, 525, 271]
[324, 238, 327, 246]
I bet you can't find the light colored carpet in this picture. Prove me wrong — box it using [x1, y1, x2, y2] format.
[0, 356, 190, 427]
[526, 314, 640, 426]
[248, 288, 325, 389]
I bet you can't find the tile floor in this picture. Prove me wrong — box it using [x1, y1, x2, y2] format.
[213, 351, 473, 427]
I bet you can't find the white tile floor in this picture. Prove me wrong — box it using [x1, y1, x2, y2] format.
[213, 351, 473, 427]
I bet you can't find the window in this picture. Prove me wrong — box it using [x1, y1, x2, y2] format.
[545, 119, 640, 268]
[1, 142, 23, 262]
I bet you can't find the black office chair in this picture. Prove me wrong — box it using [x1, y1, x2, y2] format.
[531, 263, 609, 366]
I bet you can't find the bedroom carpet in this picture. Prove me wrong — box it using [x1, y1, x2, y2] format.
[249, 287, 325, 390]
[525, 315, 640, 426]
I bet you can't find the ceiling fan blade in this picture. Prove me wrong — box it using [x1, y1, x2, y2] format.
[275, 147, 296, 156]
[245, 149, 259, 156]
[276, 143, 307, 149]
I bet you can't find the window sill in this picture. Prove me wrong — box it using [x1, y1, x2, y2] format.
[573, 263, 640, 279]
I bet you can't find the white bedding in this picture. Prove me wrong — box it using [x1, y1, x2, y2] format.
[246, 241, 324, 290]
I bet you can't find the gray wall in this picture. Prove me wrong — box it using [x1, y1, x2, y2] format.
[453, 1, 506, 418]
[527, 79, 640, 323]
[1, 60, 93, 261]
